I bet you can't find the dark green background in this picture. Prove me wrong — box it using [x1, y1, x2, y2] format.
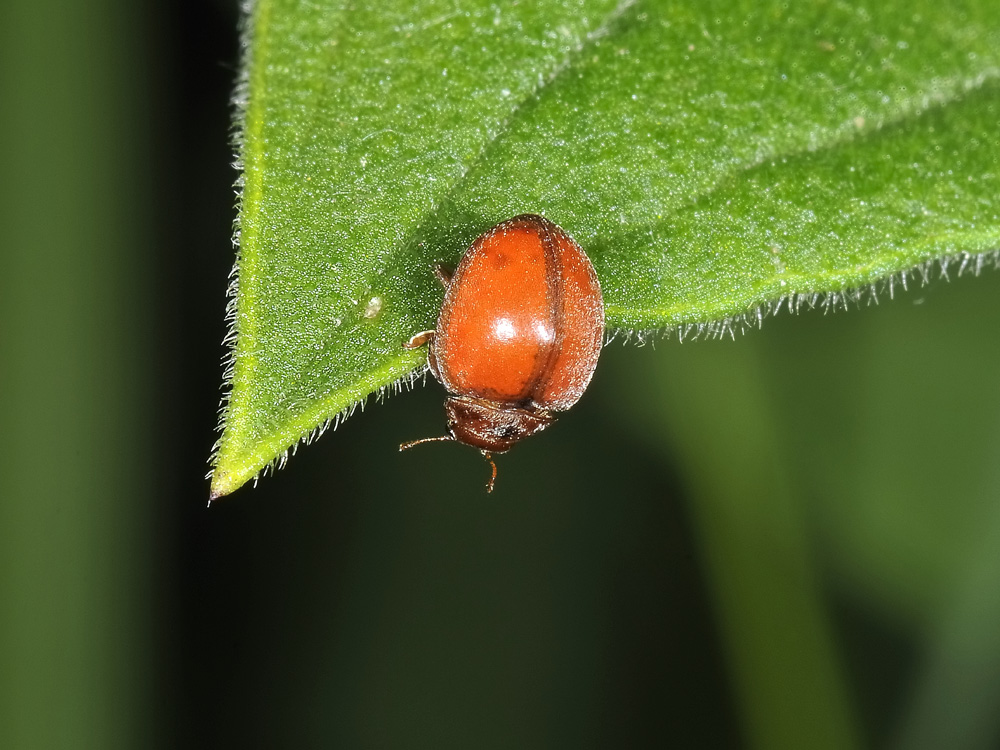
[2, 0, 998, 747]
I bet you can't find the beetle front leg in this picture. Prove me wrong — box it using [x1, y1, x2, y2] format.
[403, 330, 435, 349]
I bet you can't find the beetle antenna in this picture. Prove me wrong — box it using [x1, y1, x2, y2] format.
[399, 435, 454, 452]
[483, 452, 497, 493]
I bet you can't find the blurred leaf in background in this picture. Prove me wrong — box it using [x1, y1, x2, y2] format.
[0, 0, 154, 747]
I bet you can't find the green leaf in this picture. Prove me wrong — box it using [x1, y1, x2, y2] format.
[211, 0, 1000, 497]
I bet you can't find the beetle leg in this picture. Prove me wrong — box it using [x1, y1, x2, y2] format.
[399, 434, 454, 451]
[433, 263, 455, 287]
[483, 452, 498, 494]
[403, 330, 435, 349]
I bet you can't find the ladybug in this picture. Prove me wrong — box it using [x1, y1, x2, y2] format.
[402, 214, 604, 491]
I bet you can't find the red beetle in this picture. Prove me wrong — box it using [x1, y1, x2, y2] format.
[402, 214, 604, 491]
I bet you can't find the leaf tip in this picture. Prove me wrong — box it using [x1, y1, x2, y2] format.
[208, 469, 238, 502]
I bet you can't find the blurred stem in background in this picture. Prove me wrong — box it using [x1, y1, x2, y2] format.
[0, 0, 153, 747]
[609, 266, 1000, 748]
[893, 450, 1000, 750]
[615, 338, 861, 749]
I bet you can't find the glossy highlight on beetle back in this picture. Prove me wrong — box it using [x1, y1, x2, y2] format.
[401, 214, 604, 490]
